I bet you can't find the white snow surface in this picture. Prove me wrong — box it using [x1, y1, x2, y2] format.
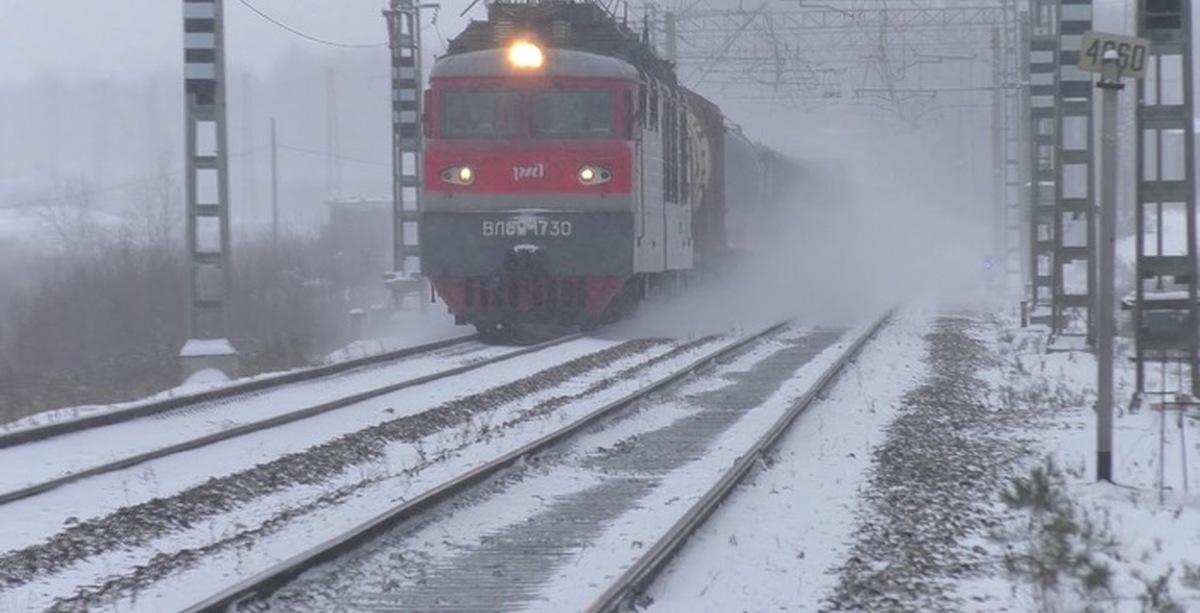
[644, 306, 1200, 611]
[0, 340, 515, 499]
[2, 306, 1199, 611]
[292, 323, 867, 612]
[180, 367, 231, 388]
[0, 317, 469, 435]
[0, 338, 616, 551]
[178, 338, 238, 358]
[0, 332, 750, 611]
[643, 307, 930, 611]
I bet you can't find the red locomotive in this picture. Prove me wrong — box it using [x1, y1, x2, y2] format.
[420, 0, 801, 339]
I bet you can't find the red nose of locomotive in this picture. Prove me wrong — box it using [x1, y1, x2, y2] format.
[424, 144, 630, 196]
[418, 45, 641, 333]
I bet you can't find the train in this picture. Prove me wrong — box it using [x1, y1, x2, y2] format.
[418, 0, 806, 339]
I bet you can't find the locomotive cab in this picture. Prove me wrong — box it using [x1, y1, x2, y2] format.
[419, 42, 648, 337]
[418, 0, 743, 341]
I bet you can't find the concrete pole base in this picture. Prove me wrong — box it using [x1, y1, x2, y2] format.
[180, 338, 240, 382]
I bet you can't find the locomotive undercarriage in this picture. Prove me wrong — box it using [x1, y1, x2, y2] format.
[446, 275, 628, 341]
[443, 270, 686, 343]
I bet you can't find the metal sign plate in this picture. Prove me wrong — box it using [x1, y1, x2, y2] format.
[1079, 30, 1151, 78]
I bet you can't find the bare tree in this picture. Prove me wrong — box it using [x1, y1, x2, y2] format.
[31, 175, 103, 259]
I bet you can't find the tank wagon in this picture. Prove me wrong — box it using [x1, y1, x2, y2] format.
[419, 0, 803, 338]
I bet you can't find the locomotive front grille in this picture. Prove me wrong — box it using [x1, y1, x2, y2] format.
[464, 277, 588, 311]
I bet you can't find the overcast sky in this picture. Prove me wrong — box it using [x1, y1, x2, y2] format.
[0, 0, 478, 85]
[0, 0, 1162, 87]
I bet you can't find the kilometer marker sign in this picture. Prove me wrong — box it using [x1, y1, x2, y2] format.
[1079, 30, 1151, 79]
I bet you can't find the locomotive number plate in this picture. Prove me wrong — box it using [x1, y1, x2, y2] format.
[482, 219, 573, 237]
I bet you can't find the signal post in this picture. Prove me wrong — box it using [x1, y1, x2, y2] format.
[180, 0, 238, 380]
[1077, 30, 1149, 482]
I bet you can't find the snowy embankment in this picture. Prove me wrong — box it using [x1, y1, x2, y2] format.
[1, 305, 1195, 611]
[647, 307, 1199, 611]
[959, 318, 1200, 612]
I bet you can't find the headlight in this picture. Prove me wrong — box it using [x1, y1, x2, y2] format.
[577, 165, 611, 186]
[508, 40, 544, 70]
[441, 165, 475, 186]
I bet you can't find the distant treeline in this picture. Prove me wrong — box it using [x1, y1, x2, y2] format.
[0, 203, 383, 425]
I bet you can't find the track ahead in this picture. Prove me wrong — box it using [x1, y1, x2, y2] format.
[184, 312, 891, 612]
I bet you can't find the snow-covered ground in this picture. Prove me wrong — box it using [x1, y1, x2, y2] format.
[643, 307, 931, 611]
[963, 318, 1200, 612]
[0, 331, 753, 610]
[0, 308, 468, 434]
[645, 304, 1200, 612]
[2, 304, 1197, 611]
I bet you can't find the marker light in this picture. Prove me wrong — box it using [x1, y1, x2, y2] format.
[577, 165, 611, 185]
[508, 40, 545, 70]
[441, 165, 475, 186]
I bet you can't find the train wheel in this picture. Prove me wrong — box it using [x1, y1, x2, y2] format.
[476, 322, 521, 344]
[475, 322, 500, 342]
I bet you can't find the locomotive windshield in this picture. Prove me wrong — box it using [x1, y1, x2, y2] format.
[438, 87, 616, 139]
[532, 90, 613, 137]
[440, 89, 522, 138]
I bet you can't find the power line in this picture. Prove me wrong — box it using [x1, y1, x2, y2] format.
[277, 143, 391, 167]
[2, 147, 269, 210]
[2, 177, 165, 210]
[235, 0, 388, 49]
[3, 139, 387, 211]
[429, 5, 449, 51]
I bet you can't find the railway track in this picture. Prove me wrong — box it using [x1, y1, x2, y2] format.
[3, 329, 755, 611]
[185, 312, 891, 612]
[0, 334, 475, 447]
[0, 333, 579, 506]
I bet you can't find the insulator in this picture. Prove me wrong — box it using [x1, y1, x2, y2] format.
[551, 19, 571, 43]
[494, 20, 514, 45]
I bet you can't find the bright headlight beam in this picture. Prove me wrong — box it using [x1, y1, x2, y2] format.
[578, 165, 611, 185]
[441, 166, 475, 186]
[508, 40, 544, 69]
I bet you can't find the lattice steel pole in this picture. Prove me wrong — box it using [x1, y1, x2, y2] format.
[1028, 0, 1058, 326]
[1134, 0, 1198, 398]
[1050, 0, 1094, 346]
[992, 26, 1006, 292]
[383, 0, 427, 307]
[180, 0, 238, 380]
[1004, 4, 1031, 298]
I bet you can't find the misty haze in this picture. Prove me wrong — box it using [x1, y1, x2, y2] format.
[1, 0, 1198, 611]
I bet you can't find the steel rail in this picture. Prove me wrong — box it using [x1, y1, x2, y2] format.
[183, 322, 789, 613]
[0, 333, 582, 506]
[0, 334, 478, 449]
[586, 310, 894, 612]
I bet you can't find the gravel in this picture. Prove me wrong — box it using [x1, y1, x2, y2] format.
[262, 328, 844, 612]
[824, 313, 1047, 612]
[1, 338, 683, 609]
